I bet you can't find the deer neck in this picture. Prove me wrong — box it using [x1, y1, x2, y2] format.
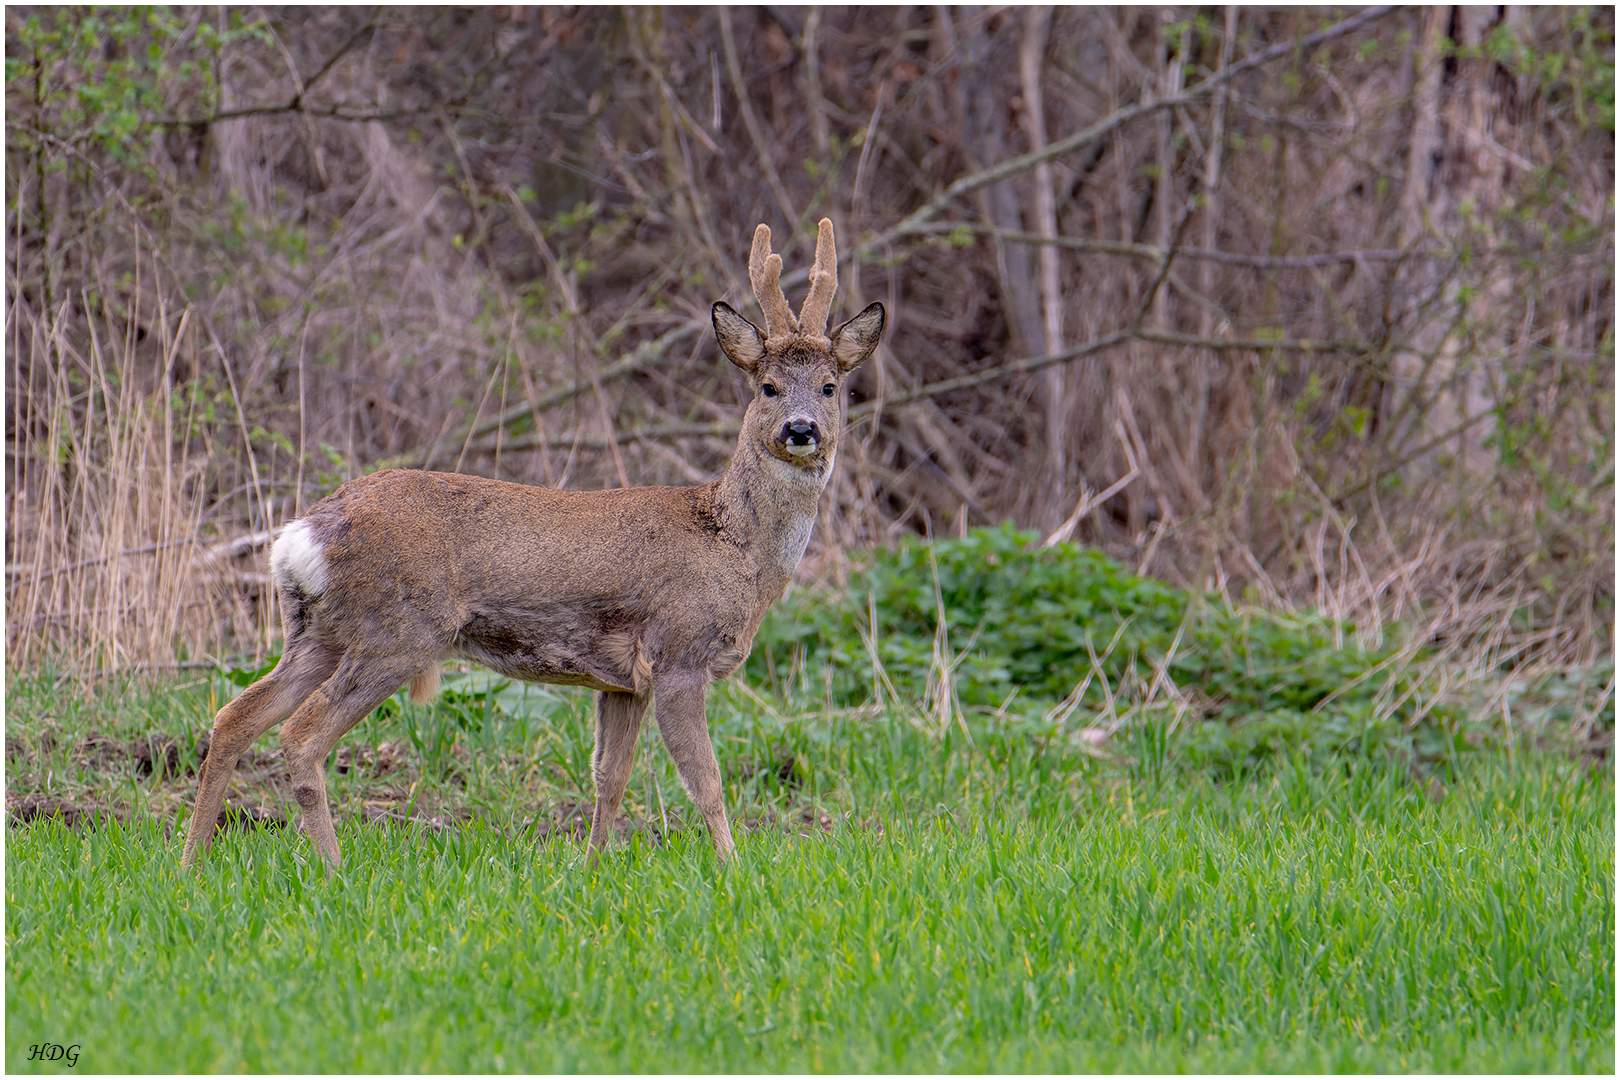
[714, 436, 830, 592]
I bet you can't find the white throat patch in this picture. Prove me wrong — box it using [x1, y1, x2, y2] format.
[778, 512, 815, 573]
[759, 449, 833, 573]
[764, 450, 833, 494]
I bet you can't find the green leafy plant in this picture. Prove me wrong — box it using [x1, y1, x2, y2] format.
[8, 8, 267, 163]
[751, 525, 1472, 776]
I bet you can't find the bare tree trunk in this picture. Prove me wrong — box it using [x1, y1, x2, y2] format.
[1436, 6, 1509, 475]
[1399, 7, 1446, 250]
[1020, 6, 1067, 527]
[957, 10, 1044, 361]
[955, 7, 1049, 527]
[1188, 6, 1237, 502]
[801, 6, 829, 158]
[1388, 5, 1504, 478]
[1199, 8, 1236, 328]
[1154, 13, 1189, 328]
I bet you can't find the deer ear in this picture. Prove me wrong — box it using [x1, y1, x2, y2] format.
[713, 302, 766, 372]
[829, 302, 885, 373]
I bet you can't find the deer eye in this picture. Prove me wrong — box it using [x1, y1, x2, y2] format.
[822, 382, 836, 397]
[761, 383, 778, 398]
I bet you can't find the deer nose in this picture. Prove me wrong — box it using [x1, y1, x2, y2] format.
[780, 418, 821, 457]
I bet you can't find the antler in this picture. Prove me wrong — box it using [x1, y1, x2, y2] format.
[796, 218, 839, 341]
[748, 224, 798, 342]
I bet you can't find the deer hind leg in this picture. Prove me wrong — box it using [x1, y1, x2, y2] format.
[279, 652, 423, 871]
[652, 675, 736, 863]
[182, 642, 341, 868]
[587, 689, 651, 863]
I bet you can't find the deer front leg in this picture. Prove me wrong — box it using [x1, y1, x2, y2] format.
[653, 674, 736, 862]
[587, 689, 651, 863]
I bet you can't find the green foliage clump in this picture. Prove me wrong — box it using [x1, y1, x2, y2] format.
[8, 8, 267, 162]
[751, 524, 1467, 775]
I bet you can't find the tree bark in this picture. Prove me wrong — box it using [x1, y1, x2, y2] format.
[1019, 6, 1068, 526]
[1388, 5, 1506, 478]
[957, 9, 1046, 362]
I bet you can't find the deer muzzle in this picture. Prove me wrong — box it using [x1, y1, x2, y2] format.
[781, 418, 822, 457]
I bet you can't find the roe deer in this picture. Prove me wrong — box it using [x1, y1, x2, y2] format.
[181, 219, 884, 870]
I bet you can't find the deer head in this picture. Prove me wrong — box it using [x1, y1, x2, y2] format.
[712, 219, 885, 479]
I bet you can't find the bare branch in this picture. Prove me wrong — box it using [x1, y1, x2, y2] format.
[466, 420, 742, 455]
[299, 12, 382, 101]
[945, 226, 1414, 270]
[152, 101, 479, 128]
[1135, 329, 1376, 354]
[719, 7, 799, 227]
[625, 31, 721, 153]
[1330, 405, 1502, 503]
[850, 327, 1374, 421]
[449, 324, 1378, 461]
[779, 4, 1400, 285]
[374, 322, 705, 471]
[154, 11, 386, 127]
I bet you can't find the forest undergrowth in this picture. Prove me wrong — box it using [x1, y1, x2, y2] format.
[5, 6, 1612, 703]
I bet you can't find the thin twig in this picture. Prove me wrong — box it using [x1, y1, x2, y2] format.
[943, 225, 1415, 269]
[374, 321, 704, 470]
[782, 5, 1400, 283]
[471, 320, 1381, 459]
[626, 33, 721, 154]
[1044, 423, 1142, 547]
[719, 7, 799, 227]
[463, 421, 741, 455]
[1329, 404, 1502, 503]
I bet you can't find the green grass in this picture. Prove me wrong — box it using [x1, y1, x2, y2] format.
[6, 757, 1611, 1073]
[6, 528, 1613, 1071]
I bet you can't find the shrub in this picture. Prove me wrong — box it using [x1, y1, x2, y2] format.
[750, 525, 1472, 776]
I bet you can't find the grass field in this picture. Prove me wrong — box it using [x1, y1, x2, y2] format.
[6, 533, 1614, 1072]
[7, 758, 1612, 1073]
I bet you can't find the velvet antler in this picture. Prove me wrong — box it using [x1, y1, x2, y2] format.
[796, 218, 839, 342]
[748, 224, 798, 343]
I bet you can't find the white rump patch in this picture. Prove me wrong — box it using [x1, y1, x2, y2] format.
[270, 519, 330, 596]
